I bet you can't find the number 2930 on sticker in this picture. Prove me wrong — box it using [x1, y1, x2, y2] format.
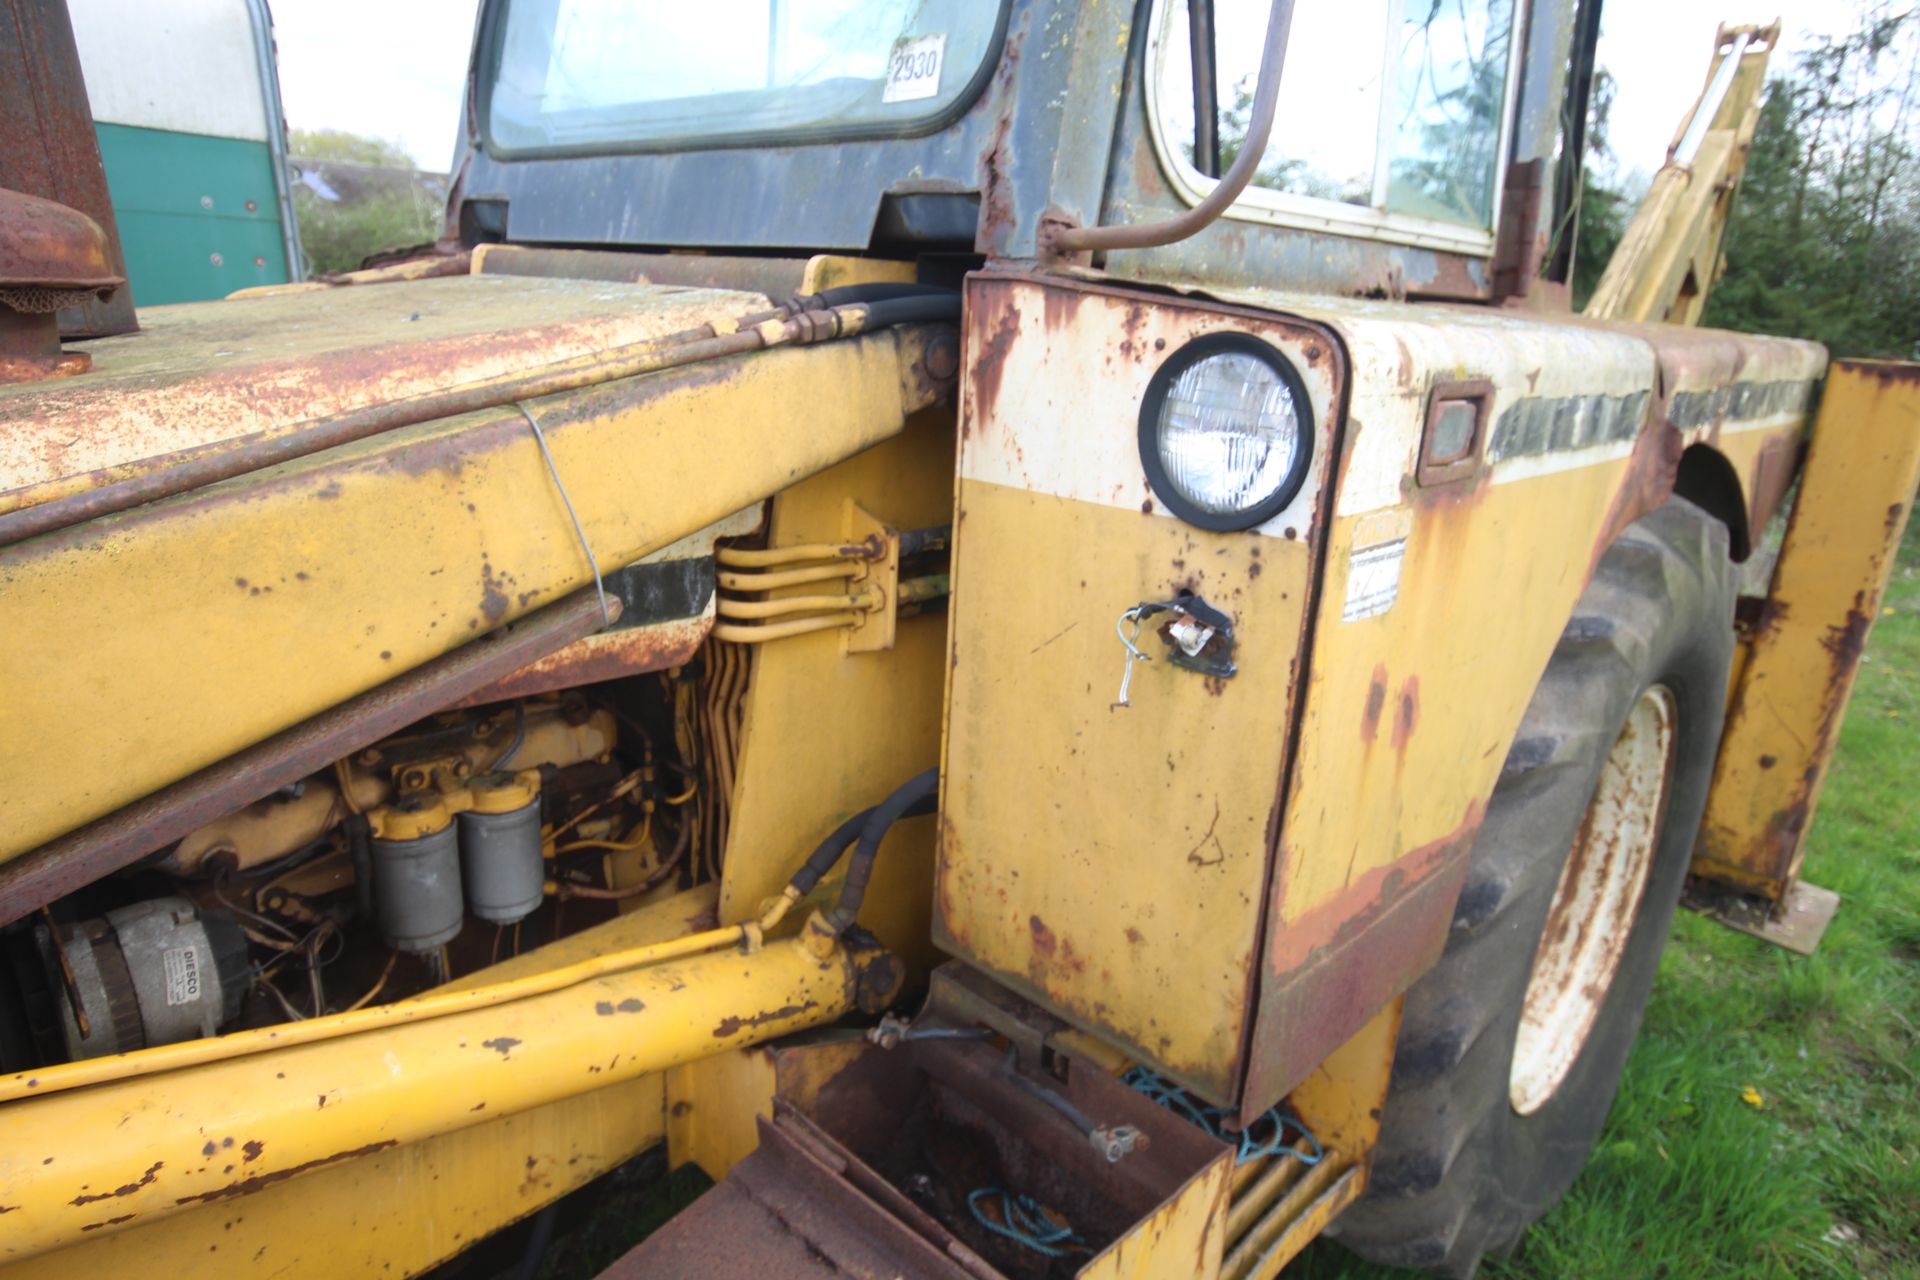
[883, 34, 946, 104]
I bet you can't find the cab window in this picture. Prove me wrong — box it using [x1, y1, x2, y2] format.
[1150, 0, 1519, 246]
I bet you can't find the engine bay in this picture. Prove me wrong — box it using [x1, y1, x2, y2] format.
[1, 666, 737, 1071]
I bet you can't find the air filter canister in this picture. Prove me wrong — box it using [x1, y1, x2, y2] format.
[369, 796, 463, 952]
[458, 770, 544, 925]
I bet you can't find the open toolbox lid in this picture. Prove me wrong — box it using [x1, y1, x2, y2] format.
[606, 1034, 1233, 1279]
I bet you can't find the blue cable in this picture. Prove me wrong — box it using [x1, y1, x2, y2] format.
[1122, 1066, 1322, 1166]
[967, 1186, 1081, 1257]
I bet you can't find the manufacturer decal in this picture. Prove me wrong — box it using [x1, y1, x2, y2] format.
[1343, 510, 1412, 622]
[163, 945, 202, 1006]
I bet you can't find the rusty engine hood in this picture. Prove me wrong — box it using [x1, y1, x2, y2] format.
[0, 274, 771, 511]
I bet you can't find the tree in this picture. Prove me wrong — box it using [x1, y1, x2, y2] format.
[288, 129, 417, 168]
[286, 129, 443, 276]
[1702, 7, 1920, 357]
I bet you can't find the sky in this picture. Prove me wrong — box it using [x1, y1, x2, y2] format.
[270, 0, 1866, 179]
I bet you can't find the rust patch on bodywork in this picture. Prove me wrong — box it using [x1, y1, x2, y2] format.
[171, 1141, 399, 1206]
[68, 1160, 162, 1206]
[713, 1002, 820, 1039]
[1245, 805, 1485, 1117]
[1267, 803, 1485, 974]
[1593, 409, 1683, 574]
[0, 275, 766, 514]
[455, 612, 711, 706]
[1391, 677, 1420, 752]
[974, 22, 1026, 253]
[965, 286, 1023, 436]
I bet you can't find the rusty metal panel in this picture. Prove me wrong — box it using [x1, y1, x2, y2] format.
[717, 409, 956, 974]
[0, 325, 945, 866]
[758, 1035, 1233, 1280]
[0, 0, 135, 336]
[1155, 282, 1821, 1114]
[939, 275, 1344, 1105]
[943, 269, 1828, 1117]
[0, 1076, 666, 1280]
[1693, 360, 1920, 897]
[0, 274, 767, 508]
[606, 1116, 980, 1280]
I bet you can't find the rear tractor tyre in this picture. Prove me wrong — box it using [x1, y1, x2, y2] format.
[1328, 498, 1735, 1276]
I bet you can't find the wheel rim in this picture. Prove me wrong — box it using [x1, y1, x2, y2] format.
[1509, 685, 1678, 1116]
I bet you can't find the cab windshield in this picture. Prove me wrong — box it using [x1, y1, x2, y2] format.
[486, 0, 1005, 154]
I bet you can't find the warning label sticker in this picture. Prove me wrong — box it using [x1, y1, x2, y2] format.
[163, 945, 202, 1007]
[1343, 537, 1407, 622]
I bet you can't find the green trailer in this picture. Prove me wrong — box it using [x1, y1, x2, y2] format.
[69, 0, 303, 303]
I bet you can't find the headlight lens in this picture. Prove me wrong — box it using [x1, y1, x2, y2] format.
[1140, 336, 1311, 531]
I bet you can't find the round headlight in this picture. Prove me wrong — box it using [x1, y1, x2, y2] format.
[1138, 334, 1312, 531]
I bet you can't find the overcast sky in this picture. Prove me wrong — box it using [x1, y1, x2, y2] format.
[271, 0, 1864, 180]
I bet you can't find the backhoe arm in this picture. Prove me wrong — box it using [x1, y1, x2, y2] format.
[1585, 23, 1779, 324]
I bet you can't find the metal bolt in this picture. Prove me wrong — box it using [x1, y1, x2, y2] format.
[245, 200, 258, 213]
[925, 332, 960, 381]
[209, 253, 224, 267]
[199, 196, 213, 209]
[1089, 1124, 1144, 1163]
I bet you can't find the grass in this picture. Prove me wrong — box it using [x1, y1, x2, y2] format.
[1294, 510, 1920, 1279]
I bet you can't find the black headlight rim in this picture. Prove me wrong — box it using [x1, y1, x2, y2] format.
[1136, 331, 1314, 534]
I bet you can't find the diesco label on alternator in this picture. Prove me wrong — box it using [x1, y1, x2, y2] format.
[163, 945, 202, 1006]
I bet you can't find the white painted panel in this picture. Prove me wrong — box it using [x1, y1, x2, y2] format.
[71, 0, 269, 141]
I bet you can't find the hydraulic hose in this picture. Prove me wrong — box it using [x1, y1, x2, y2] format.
[829, 768, 940, 930]
[791, 282, 958, 310]
[840, 293, 963, 331]
[789, 807, 877, 899]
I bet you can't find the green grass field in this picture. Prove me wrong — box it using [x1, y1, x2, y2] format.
[1295, 513, 1920, 1278]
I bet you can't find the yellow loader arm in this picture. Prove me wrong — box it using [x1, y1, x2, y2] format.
[1585, 23, 1780, 324]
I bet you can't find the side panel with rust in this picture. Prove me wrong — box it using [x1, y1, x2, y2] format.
[939, 271, 1827, 1119]
[938, 275, 1344, 1103]
[1693, 360, 1920, 896]
[1233, 291, 1824, 1111]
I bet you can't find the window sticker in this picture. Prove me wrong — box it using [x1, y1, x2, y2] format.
[882, 33, 946, 103]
